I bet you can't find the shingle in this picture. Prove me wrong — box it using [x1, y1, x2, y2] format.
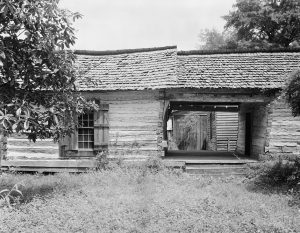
[75, 47, 300, 91]
[75, 47, 178, 91]
[177, 52, 300, 89]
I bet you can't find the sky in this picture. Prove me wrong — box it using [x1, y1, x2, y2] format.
[59, 0, 236, 51]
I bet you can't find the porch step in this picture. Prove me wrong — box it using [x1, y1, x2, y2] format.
[185, 164, 249, 175]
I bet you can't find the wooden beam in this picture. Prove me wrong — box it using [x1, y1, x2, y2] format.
[170, 102, 239, 112]
[2, 159, 97, 168]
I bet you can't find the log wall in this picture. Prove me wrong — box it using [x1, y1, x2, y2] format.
[266, 96, 300, 159]
[60, 88, 300, 160]
[81, 90, 163, 159]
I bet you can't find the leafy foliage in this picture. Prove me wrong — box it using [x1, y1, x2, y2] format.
[286, 70, 300, 116]
[0, 182, 24, 208]
[198, 28, 239, 50]
[200, 0, 300, 50]
[224, 0, 300, 49]
[0, 0, 95, 143]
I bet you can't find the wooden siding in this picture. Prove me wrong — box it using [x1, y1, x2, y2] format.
[82, 90, 162, 159]
[236, 103, 269, 158]
[108, 99, 161, 158]
[216, 112, 238, 151]
[266, 98, 300, 158]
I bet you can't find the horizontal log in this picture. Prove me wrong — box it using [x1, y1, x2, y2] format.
[2, 159, 97, 168]
[110, 126, 158, 130]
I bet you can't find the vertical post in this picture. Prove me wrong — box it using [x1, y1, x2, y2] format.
[227, 138, 230, 152]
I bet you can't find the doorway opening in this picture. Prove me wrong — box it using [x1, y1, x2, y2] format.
[165, 101, 240, 160]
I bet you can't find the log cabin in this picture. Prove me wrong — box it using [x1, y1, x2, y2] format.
[59, 46, 300, 161]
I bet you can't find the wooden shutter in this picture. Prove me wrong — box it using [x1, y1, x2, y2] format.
[61, 111, 78, 151]
[94, 104, 109, 150]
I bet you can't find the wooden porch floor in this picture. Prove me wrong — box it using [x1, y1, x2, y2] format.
[164, 150, 257, 164]
[1, 150, 258, 173]
[1, 159, 97, 173]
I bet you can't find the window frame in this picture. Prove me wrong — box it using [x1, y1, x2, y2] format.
[77, 112, 94, 151]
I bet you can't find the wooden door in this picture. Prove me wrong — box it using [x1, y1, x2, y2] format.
[173, 113, 208, 151]
[195, 115, 208, 150]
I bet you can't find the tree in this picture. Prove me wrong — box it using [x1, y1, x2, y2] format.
[286, 70, 300, 116]
[223, 0, 300, 49]
[0, 0, 95, 166]
[199, 0, 300, 50]
[198, 28, 239, 50]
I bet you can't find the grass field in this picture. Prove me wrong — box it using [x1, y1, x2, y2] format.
[0, 165, 299, 233]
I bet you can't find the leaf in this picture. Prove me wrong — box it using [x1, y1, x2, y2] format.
[0, 51, 5, 59]
[12, 123, 18, 131]
[16, 108, 22, 116]
[0, 189, 9, 195]
[53, 114, 59, 125]
[24, 120, 29, 130]
[5, 196, 11, 208]
[11, 189, 23, 197]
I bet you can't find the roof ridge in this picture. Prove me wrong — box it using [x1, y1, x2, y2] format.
[178, 47, 300, 56]
[75, 46, 177, 56]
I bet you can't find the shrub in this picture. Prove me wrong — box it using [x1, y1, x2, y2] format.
[0, 182, 24, 208]
[95, 150, 109, 170]
[250, 158, 300, 188]
[143, 156, 165, 173]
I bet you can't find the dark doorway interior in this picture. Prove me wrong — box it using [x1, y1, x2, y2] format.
[245, 112, 252, 156]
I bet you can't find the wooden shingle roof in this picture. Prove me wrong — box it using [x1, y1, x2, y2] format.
[75, 46, 300, 91]
[75, 46, 178, 91]
[177, 51, 300, 90]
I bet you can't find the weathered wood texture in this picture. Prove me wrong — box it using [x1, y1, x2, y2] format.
[72, 90, 162, 159]
[1, 159, 97, 172]
[236, 103, 268, 158]
[0, 132, 7, 159]
[236, 105, 246, 155]
[266, 97, 300, 159]
[165, 88, 272, 103]
[172, 112, 208, 151]
[108, 99, 161, 158]
[215, 112, 238, 151]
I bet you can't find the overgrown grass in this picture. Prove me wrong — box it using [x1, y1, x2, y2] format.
[0, 164, 299, 233]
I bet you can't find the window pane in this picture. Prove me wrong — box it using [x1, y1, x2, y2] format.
[78, 112, 94, 149]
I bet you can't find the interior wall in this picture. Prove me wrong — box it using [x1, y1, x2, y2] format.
[236, 104, 246, 155]
[236, 103, 269, 158]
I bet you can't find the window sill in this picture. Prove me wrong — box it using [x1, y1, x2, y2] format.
[78, 149, 94, 152]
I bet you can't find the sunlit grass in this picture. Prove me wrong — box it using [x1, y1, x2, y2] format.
[0, 165, 299, 233]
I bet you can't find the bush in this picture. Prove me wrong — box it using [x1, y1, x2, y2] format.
[95, 150, 109, 170]
[250, 158, 300, 187]
[143, 156, 165, 173]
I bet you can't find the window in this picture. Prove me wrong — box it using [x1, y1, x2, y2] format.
[78, 113, 94, 149]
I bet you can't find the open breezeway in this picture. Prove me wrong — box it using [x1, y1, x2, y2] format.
[163, 98, 270, 161]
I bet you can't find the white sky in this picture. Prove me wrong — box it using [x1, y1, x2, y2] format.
[59, 0, 236, 51]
